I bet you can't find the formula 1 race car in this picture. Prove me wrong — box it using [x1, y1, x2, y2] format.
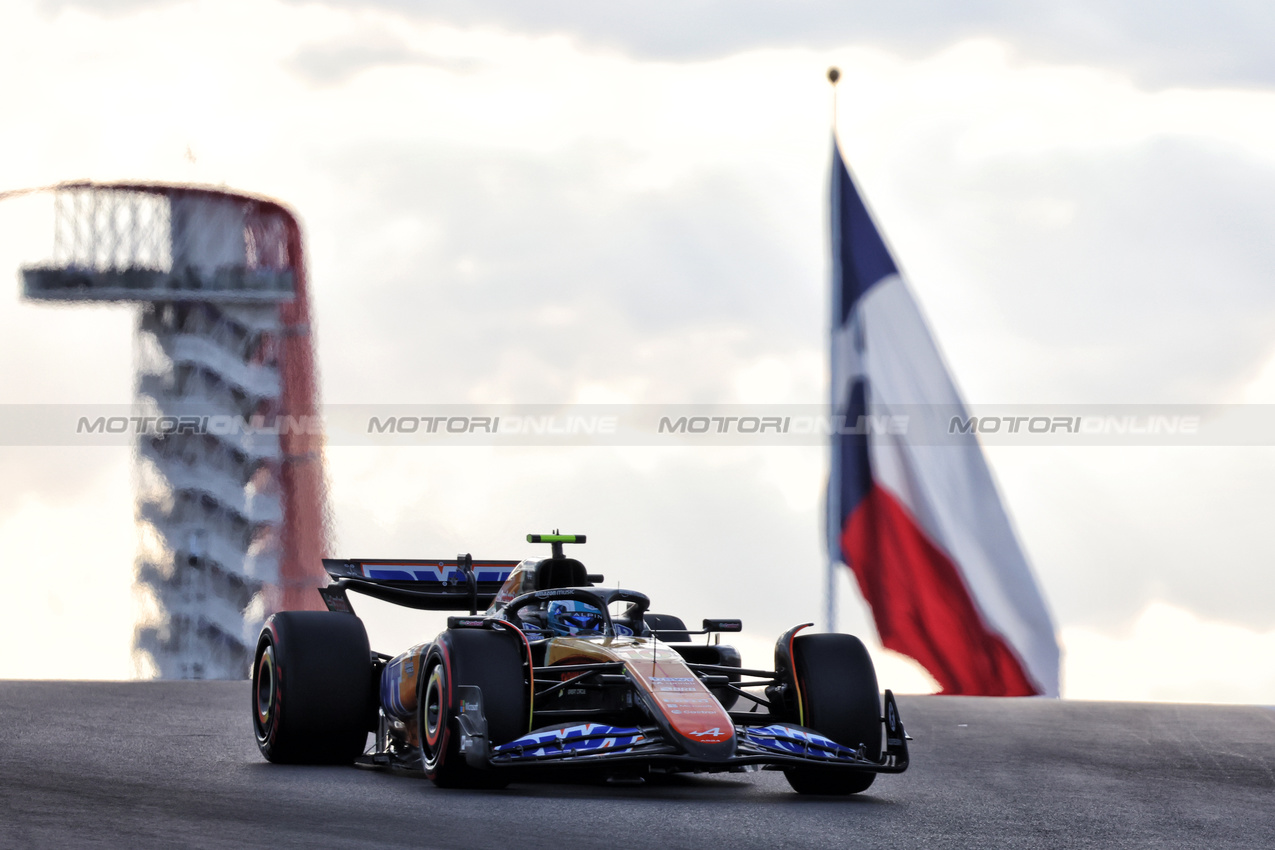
[251, 534, 909, 794]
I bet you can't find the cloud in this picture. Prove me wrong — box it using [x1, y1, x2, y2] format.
[991, 445, 1275, 634]
[1062, 601, 1275, 702]
[39, 0, 1275, 87]
[305, 141, 823, 404]
[917, 138, 1275, 404]
[261, 0, 1275, 89]
[287, 30, 482, 87]
[0, 449, 135, 679]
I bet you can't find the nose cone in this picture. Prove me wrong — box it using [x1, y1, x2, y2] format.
[676, 725, 737, 762]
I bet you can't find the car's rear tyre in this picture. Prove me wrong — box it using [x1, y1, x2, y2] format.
[783, 633, 880, 795]
[418, 628, 529, 789]
[252, 611, 374, 764]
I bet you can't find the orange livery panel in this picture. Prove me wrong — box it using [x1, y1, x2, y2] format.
[547, 636, 736, 757]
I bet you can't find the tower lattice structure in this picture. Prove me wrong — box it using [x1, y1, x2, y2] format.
[20, 182, 328, 678]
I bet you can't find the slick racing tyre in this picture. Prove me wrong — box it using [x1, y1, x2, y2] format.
[418, 628, 530, 789]
[783, 633, 881, 795]
[253, 611, 374, 765]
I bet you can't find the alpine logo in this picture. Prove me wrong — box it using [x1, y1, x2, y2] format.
[687, 727, 730, 741]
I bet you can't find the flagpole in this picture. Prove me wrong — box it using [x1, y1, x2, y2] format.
[828, 66, 840, 133]
[825, 65, 840, 634]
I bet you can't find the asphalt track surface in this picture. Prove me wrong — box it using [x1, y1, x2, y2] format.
[2, 682, 1273, 849]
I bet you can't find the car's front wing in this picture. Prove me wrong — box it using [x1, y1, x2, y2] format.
[455, 686, 910, 775]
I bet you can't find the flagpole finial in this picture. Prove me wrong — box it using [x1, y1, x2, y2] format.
[827, 66, 841, 85]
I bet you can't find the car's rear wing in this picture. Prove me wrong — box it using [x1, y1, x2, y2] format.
[319, 556, 521, 615]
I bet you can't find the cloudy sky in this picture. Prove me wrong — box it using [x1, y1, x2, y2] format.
[1, 0, 1273, 703]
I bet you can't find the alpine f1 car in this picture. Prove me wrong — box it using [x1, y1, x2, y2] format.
[251, 534, 909, 794]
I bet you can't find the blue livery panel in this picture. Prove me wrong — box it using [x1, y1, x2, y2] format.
[492, 723, 650, 760]
[740, 724, 868, 762]
[324, 558, 520, 585]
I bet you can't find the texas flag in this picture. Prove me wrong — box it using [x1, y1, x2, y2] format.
[827, 140, 1061, 696]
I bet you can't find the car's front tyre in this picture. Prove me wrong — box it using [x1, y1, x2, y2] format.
[417, 628, 530, 789]
[781, 632, 881, 795]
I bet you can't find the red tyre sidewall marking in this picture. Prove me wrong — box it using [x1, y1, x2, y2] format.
[425, 642, 453, 777]
[424, 664, 445, 749]
[255, 650, 273, 726]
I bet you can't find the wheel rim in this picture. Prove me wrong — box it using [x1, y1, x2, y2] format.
[421, 663, 447, 770]
[255, 645, 276, 733]
[423, 666, 444, 744]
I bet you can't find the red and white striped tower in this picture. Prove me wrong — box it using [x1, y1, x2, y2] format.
[19, 181, 328, 678]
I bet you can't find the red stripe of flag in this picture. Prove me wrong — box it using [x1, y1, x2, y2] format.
[842, 484, 1042, 696]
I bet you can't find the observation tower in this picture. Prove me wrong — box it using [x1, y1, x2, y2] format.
[19, 182, 328, 678]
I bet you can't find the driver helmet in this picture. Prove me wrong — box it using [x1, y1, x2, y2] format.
[546, 599, 607, 637]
